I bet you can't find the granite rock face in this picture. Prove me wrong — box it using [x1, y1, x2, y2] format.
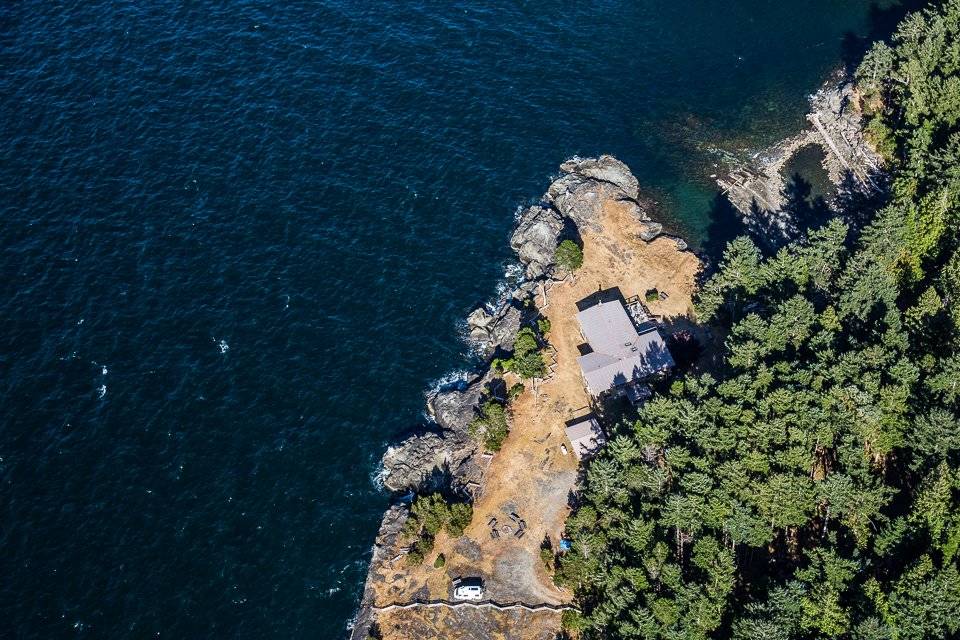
[349, 504, 410, 640]
[381, 429, 477, 492]
[379, 369, 496, 492]
[546, 155, 641, 229]
[427, 371, 491, 433]
[510, 205, 564, 279]
[559, 155, 640, 200]
[466, 303, 524, 357]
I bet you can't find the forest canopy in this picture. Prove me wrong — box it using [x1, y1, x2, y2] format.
[557, 2, 960, 638]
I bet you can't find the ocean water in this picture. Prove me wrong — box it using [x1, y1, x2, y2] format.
[0, 1, 912, 637]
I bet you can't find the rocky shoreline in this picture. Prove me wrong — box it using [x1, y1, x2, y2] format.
[349, 155, 682, 639]
[717, 70, 884, 244]
[349, 68, 887, 640]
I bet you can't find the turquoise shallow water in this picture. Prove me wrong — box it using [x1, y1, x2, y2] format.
[0, 1, 915, 637]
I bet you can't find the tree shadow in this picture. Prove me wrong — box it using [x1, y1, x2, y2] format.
[701, 191, 748, 265]
[833, 167, 891, 235]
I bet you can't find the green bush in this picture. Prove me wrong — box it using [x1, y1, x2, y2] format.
[555, 239, 584, 271]
[540, 546, 555, 571]
[537, 317, 551, 336]
[403, 493, 474, 549]
[645, 288, 659, 302]
[514, 326, 539, 355]
[508, 382, 525, 400]
[512, 351, 546, 379]
[561, 609, 588, 632]
[447, 502, 473, 536]
[503, 326, 547, 380]
[469, 400, 511, 452]
[405, 548, 424, 567]
[433, 553, 446, 568]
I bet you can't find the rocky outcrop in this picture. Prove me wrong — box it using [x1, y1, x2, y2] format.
[717, 74, 884, 236]
[546, 161, 642, 230]
[510, 205, 565, 279]
[427, 371, 491, 433]
[381, 429, 477, 493]
[638, 221, 663, 242]
[380, 369, 498, 493]
[559, 155, 640, 200]
[467, 303, 525, 357]
[349, 504, 410, 640]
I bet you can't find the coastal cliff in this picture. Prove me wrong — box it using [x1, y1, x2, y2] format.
[350, 155, 696, 640]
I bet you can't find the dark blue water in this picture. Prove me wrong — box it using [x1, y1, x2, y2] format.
[1, 2, 900, 637]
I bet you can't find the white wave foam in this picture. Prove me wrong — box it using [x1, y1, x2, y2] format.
[97, 384, 107, 399]
[369, 459, 386, 491]
[427, 368, 473, 395]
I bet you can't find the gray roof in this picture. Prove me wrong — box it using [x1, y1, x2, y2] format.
[576, 299, 674, 396]
[565, 417, 606, 460]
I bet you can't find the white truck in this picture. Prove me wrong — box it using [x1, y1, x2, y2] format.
[452, 577, 485, 601]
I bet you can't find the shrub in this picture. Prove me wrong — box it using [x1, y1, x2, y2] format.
[513, 351, 546, 379]
[405, 548, 425, 566]
[561, 609, 588, 632]
[508, 382, 525, 400]
[447, 502, 473, 536]
[433, 553, 446, 568]
[645, 288, 660, 302]
[404, 492, 474, 547]
[470, 400, 511, 452]
[537, 317, 551, 336]
[540, 546, 555, 571]
[555, 239, 584, 271]
[508, 326, 547, 379]
[514, 326, 539, 356]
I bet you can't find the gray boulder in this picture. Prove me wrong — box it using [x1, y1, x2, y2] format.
[547, 155, 643, 229]
[427, 371, 492, 432]
[639, 221, 663, 242]
[466, 306, 496, 343]
[559, 155, 640, 199]
[467, 303, 523, 356]
[509, 205, 564, 279]
[381, 429, 476, 492]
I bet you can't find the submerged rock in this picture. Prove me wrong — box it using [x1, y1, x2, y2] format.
[510, 205, 564, 279]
